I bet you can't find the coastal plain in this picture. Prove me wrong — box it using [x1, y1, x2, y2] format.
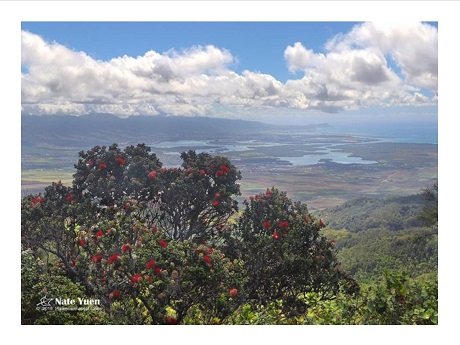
[21, 115, 437, 211]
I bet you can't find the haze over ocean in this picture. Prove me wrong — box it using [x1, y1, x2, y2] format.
[324, 120, 438, 144]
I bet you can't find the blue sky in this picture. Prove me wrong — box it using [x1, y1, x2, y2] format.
[21, 21, 362, 82]
[21, 21, 438, 125]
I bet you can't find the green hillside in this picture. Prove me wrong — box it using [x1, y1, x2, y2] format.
[320, 193, 437, 283]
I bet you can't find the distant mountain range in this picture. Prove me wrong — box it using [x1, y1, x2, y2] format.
[21, 113, 328, 149]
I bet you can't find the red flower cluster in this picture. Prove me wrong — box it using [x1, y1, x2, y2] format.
[65, 195, 74, 202]
[154, 267, 162, 275]
[98, 163, 107, 170]
[148, 171, 157, 180]
[110, 290, 121, 298]
[229, 288, 238, 297]
[79, 239, 87, 246]
[116, 156, 125, 166]
[30, 196, 44, 208]
[272, 231, 280, 240]
[91, 254, 102, 263]
[146, 259, 156, 270]
[95, 230, 104, 238]
[130, 274, 143, 284]
[164, 316, 178, 325]
[122, 243, 131, 253]
[158, 240, 168, 248]
[212, 199, 220, 207]
[319, 219, 325, 228]
[262, 221, 271, 228]
[265, 190, 273, 197]
[221, 165, 230, 173]
[108, 254, 120, 265]
[203, 255, 212, 264]
[216, 164, 229, 177]
[200, 169, 206, 176]
[279, 221, 289, 229]
[151, 226, 158, 233]
[87, 159, 94, 167]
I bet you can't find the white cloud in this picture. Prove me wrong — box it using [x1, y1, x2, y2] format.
[21, 23, 437, 117]
[327, 22, 438, 92]
[282, 22, 437, 113]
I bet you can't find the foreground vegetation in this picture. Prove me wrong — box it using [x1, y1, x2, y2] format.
[21, 143, 437, 324]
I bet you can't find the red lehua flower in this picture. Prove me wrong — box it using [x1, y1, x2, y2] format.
[108, 254, 120, 265]
[151, 226, 158, 233]
[249, 196, 254, 201]
[272, 231, 280, 240]
[164, 316, 178, 325]
[146, 276, 152, 282]
[221, 165, 230, 173]
[279, 221, 289, 229]
[95, 230, 104, 238]
[98, 163, 107, 170]
[87, 159, 94, 167]
[229, 288, 238, 297]
[265, 190, 273, 197]
[200, 169, 206, 175]
[79, 239, 87, 246]
[91, 254, 102, 263]
[154, 267, 162, 275]
[262, 221, 271, 228]
[158, 240, 168, 248]
[148, 171, 157, 180]
[31, 196, 44, 208]
[215, 192, 221, 197]
[121, 243, 131, 253]
[116, 156, 125, 166]
[208, 248, 213, 254]
[212, 199, 220, 207]
[319, 219, 325, 228]
[216, 170, 223, 177]
[146, 259, 156, 270]
[130, 274, 143, 284]
[110, 290, 121, 298]
[65, 195, 73, 202]
[71, 260, 76, 267]
[203, 256, 212, 264]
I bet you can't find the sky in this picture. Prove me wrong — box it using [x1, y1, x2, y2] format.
[21, 21, 438, 124]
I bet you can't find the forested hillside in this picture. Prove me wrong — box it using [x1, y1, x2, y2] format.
[320, 193, 437, 283]
[322, 194, 426, 232]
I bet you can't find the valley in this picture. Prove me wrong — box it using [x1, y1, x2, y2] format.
[21, 114, 437, 210]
